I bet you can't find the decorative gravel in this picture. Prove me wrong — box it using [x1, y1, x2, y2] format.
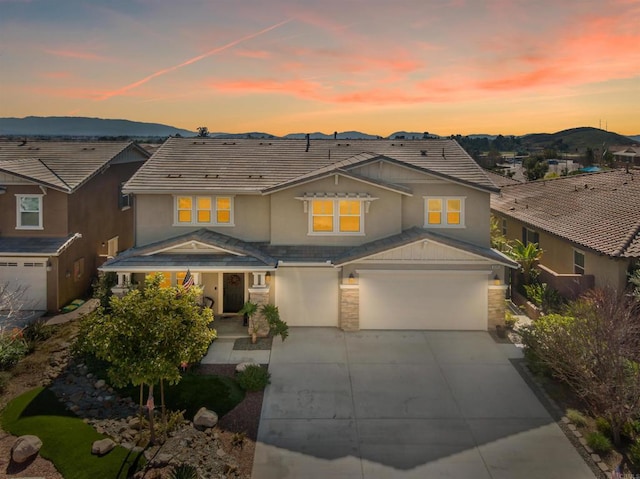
[233, 337, 273, 351]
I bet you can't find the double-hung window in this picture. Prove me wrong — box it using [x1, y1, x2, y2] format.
[311, 198, 363, 234]
[424, 197, 464, 227]
[522, 227, 540, 246]
[174, 195, 233, 226]
[16, 194, 43, 229]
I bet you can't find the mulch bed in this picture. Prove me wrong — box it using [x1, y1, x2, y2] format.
[195, 364, 264, 442]
[233, 336, 273, 351]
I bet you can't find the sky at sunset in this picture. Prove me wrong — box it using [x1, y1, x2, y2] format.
[1, 0, 639, 137]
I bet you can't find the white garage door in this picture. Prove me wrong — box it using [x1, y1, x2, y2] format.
[359, 270, 488, 330]
[275, 267, 339, 327]
[0, 257, 47, 310]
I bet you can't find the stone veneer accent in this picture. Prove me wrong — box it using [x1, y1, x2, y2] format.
[248, 287, 271, 337]
[339, 285, 360, 331]
[488, 284, 508, 330]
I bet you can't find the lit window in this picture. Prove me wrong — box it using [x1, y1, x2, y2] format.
[174, 196, 234, 226]
[309, 198, 364, 234]
[150, 272, 172, 288]
[424, 197, 465, 227]
[16, 194, 43, 229]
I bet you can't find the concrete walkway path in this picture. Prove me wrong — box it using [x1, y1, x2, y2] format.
[252, 328, 595, 479]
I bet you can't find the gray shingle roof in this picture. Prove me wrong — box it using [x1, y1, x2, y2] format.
[491, 169, 640, 258]
[124, 138, 497, 194]
[0, 234, 80, 255]
[0, 140, 149, 193]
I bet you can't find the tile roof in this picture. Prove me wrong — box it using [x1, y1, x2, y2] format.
[0, 234, 81, 255]
[0, 140, 149, 193]
[482, 169, 522, 188]
[124, 138, 497, 194]
[491, 169, 640, 258]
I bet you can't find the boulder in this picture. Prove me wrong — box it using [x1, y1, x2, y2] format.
[193, 407, 218, 429]
[11, 435, 42, 463]
[94, 379, 106, 389]
[92, 438, 116, 456]
[235, 361, 257, 373]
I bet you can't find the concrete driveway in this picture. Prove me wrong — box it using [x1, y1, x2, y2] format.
[252, 328, 595, 479]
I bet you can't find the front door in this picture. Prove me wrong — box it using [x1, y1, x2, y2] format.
[223, 273, 245, 313]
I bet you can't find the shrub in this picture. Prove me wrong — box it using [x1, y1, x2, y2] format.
[92, 272, 117, 311]
[236, 364, 270, 392]
[504, 310, 517, 329]
[23, 319, 54, 343]
[595, 417, 612, 437]
[629, 438, 640, 465]
[586, 431, 613, 455]
[0, 330, 29, 370]
[261, 304, 289, 341]
[566, 409, 588, 427]
[622, 420, 640, 441]
[168, 463, 199, 479]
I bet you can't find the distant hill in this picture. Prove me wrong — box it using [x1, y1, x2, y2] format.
[521, 127, 638, 153]
[210, 132, 275, 139]
[628, 135, 640, 142]
[284, 131, 379, 140]
[0, 116, 196, 138]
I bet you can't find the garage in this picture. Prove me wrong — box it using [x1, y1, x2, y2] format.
[0, 257, 47, 311]
[275, 267, 339, 327]
[359, 270, 488, 330]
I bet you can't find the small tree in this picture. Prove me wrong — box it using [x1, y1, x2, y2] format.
[520, 288, 640, 445]
[196, 126, 209, 137]
[79, 274, 216, 443]
[508, 240, 543, 285]
[523, 156, 549, 181]
[490, 215, 510, 252]
[0, 282, 27, 327]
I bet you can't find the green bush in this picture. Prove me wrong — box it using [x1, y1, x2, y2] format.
[595, 417, 612, 437]
[586, 431, 613, 455]
[629, 438, 640, 465]
[566, 409, 588, 427]
[0, 331, 29, 370]
[623, 420, 640, 441]
[168, 463, 199, 479]
[504, 310, 517, 329]
[23, 319, 55, 343]
[237, 364, 270, 392]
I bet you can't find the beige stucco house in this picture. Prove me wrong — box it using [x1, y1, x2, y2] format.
[491, 169, 640, 299]
[101, 138, 516, 331]
[0, 141, 149, 313]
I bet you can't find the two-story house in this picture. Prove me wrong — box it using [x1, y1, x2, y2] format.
[101, 138, 516, 331]
[0, 141, 150, 313]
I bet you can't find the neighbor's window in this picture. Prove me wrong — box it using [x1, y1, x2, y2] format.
[424, 197, 464, 227]
[522, 227, 540, 246]
[501, 218, 507, 236]
[310, 198, 363, 234]
[175, 196, 233, 226]
[574, 250, 585, 275]
[16, 194, 43, 229]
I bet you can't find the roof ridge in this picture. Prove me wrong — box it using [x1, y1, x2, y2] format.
[614, 220, 640, 257]
[38, 158, 71, 191]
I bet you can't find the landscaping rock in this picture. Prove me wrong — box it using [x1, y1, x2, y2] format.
[94, 379, 106, 389]
[235, 361, 257, 373]
[11, 435, 43, 463]
[194, 407, 218, 429]
[92, 438, 116, 456]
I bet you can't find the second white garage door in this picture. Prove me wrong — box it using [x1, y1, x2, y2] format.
[275, 267, 339, 327]
[359, 270, 488, 330]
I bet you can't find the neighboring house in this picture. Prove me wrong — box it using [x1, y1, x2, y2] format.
[482, 169, 522, 188]
[491, 169, 640, 299]
[0, 141, 150, 313]
[102, 138, 516, 331]
[612, 146, 640, 167]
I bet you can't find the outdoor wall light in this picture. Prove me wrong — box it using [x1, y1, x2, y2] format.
[265, 272, 271, 285]
[46, 260, 52, 272]
[348, 273, 356, 284]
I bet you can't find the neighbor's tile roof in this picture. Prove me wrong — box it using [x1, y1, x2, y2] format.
[0, 234, 81, 256]
[482, 169, 522, 188]
[0, 140, 148, 193]
[491, 169, 640, 258]
[124, 138, 498, 194]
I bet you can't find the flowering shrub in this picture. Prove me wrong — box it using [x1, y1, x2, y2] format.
[0, 328, 28, 370]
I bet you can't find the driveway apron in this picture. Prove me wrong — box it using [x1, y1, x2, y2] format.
[252, 328, 595, 479]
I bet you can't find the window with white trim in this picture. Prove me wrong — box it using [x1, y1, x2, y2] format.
[309, 198, 363, 234]
[522, 227, 540, 246]
[174, 195, 234, 226]
[16, 194, 43, 229]
[573, 250, 585, 275]
[424, 197, 464, 227]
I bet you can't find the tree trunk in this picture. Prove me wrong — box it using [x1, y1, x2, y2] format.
[160, 378, 166, 442]
[147, 384, 156, 445]
[138, 383, 144, 445]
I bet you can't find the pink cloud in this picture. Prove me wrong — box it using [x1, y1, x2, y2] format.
[44, 49, 110, 62]
[210, 78, 326, 99]
[234, 49, 272, 59]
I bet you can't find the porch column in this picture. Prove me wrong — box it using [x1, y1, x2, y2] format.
[248, 285, 271, 338]
[339, 284, 360, 331]
[111, 272, 132, 297]
[488, 283, 508, 330]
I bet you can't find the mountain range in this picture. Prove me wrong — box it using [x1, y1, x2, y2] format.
[0, 116, 638, 149]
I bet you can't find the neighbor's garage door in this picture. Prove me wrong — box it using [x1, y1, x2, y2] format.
[275, 267, 338, 327]
[359, 270, 488, 330]
[0, 257, 47, 310]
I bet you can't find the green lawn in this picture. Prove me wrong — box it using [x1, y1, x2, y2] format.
[2, 387, 143, 479]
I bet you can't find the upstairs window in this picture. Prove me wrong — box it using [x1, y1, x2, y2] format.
[16, 194, 43, 229]
[309, 198, 363, 234]
[174, 195, 233, 226]
[424, 197, 464, 227]
[522, 227, 540, 246]
[118, 183, 132, 210]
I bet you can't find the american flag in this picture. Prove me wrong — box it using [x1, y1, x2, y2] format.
[182, 269, 194, 289]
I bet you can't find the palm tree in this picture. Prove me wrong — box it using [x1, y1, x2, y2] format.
[509, 240, 543, 284]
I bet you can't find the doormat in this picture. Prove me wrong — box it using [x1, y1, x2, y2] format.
[233, 336, 273, 351]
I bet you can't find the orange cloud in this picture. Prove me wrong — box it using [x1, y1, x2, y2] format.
[234, 49, 272, 59]
[210, 78, 325, 99]
[44, 49, 110, 61]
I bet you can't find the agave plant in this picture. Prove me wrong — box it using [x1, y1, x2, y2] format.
[168, 463, 199, 479]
